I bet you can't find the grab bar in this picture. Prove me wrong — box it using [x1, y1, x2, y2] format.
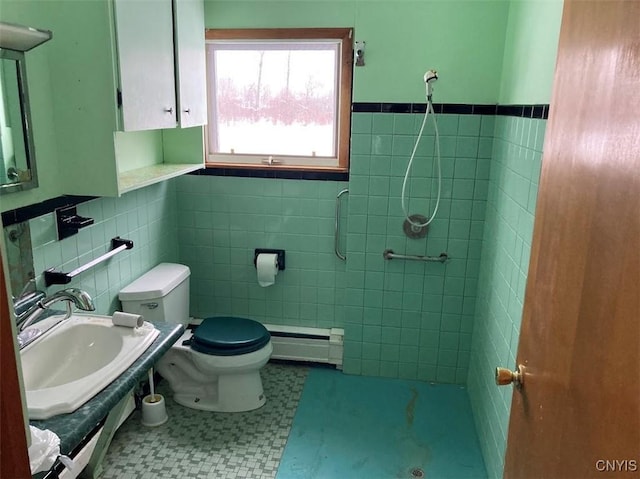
[335, 189, 349, 261]
[44, 237, 134, 286]
[383, 249, 449, 263]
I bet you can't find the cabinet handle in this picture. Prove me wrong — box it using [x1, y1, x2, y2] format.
[183, 108, 191, 114]
[261, 156, 282, 166]
[164, 107, 173, 114]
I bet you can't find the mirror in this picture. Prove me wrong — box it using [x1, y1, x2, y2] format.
[0, 21, 52, 195]
[0, 48, 37, 194]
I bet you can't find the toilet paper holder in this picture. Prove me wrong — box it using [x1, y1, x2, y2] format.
[253, 249, 285, 271]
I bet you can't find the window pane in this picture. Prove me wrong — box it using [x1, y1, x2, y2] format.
[208, 42, 338, 158]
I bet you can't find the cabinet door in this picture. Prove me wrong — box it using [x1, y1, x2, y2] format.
[114, 0, 177, 131]
[173, 0, 207, 128]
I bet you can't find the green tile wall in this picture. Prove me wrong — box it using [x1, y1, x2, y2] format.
[175, 175, 347, 328]
[29, 181, 178, 313]
[343, 113, 493, 383]
[467, 116, 545, 478]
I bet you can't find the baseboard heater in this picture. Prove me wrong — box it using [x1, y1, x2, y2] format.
[263, 324, 344, 369]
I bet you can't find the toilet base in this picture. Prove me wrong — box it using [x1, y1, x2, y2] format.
[173, 393, 266, 412]
[171, 370, 267, 412]
[156, 339, 271, 412]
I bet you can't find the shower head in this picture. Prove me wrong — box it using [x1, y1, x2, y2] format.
[423, 69, 438, 100]
[424, 70, 438, 83]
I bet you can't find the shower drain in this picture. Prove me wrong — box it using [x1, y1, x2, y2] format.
[410, 468, 425, 478]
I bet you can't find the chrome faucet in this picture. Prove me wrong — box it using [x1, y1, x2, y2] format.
[17, 288, 95, 332]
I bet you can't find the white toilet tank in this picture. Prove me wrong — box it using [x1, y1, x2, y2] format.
[119, 263, 190, 326]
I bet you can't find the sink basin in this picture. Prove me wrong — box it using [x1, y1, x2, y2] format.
[20, 314, 159, 420]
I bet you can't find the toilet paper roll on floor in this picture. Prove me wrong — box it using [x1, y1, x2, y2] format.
[256, 253, 279, 287]
[112, 311, 144, 328]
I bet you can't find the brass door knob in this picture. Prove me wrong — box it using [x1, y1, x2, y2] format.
[495, 365, 525, 388]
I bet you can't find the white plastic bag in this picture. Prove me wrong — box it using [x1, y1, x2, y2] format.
[28, 425, 61, 474]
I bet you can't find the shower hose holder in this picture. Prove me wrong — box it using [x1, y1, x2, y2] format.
[403, 215, 429, 239]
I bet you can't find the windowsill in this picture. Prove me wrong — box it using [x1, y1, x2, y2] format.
[191, 165, 349, 181]
[206, 161, 347, 172]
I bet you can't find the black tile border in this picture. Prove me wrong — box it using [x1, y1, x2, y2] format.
[500, 104, 549, 119]
[495, 104, 524, 117]
[473, 104, 499, 115]
[351, 102, 382, 113]
[381, 103, 412, 113]
[188, 167, 349, 182]
[352, 102, 548, 119]
[2, 195, 97, 227]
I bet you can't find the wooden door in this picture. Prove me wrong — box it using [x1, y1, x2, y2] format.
[0, 253, 31, 478]
[503, 1, 640, 478]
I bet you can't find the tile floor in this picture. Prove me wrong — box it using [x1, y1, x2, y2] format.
[101, 363, 309, 479]
[101, 363, 487, 479]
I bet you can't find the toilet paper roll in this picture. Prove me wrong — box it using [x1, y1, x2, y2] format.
[256, 253, 279, 287]
[112, 311, 144, 328]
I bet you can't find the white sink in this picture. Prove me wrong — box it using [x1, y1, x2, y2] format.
[20, 314, 159, 420]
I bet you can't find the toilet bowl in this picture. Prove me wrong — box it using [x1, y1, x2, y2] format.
[119, 263, 272, 412]
[155, 318, 272, 412]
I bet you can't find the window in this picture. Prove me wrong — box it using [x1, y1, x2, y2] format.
[205, 28, 353, 171]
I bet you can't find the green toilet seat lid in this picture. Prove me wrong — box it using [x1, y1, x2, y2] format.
[191, 317, 270, 356]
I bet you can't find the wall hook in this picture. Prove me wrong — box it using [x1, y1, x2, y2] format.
[354, 41, 365, 67]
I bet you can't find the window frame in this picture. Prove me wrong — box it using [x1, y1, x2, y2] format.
[204, 28, 353, 173]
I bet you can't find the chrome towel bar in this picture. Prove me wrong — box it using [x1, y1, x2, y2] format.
[383, 249, 449, 263]
[44, 237, 134, 286]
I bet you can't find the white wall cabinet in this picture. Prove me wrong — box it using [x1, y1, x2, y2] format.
[45, 0, 206, 197]
[114, 0, 177, 131]
[114, 0, 207, 131]
[174, 0, 208, 128]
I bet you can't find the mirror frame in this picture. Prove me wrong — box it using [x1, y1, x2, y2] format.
[0, 48, 38, 195]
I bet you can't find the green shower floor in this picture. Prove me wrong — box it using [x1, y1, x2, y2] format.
[277, 367, 487, 479]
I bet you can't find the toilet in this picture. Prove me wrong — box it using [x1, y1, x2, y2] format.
[119, 263, 273, 412]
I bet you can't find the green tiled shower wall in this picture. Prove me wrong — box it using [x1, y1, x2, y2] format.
[342, 112, 493, 383]
[28, 182, 179, 313]
[467, 116, 545, 478]
[177, 112, 494, 384]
